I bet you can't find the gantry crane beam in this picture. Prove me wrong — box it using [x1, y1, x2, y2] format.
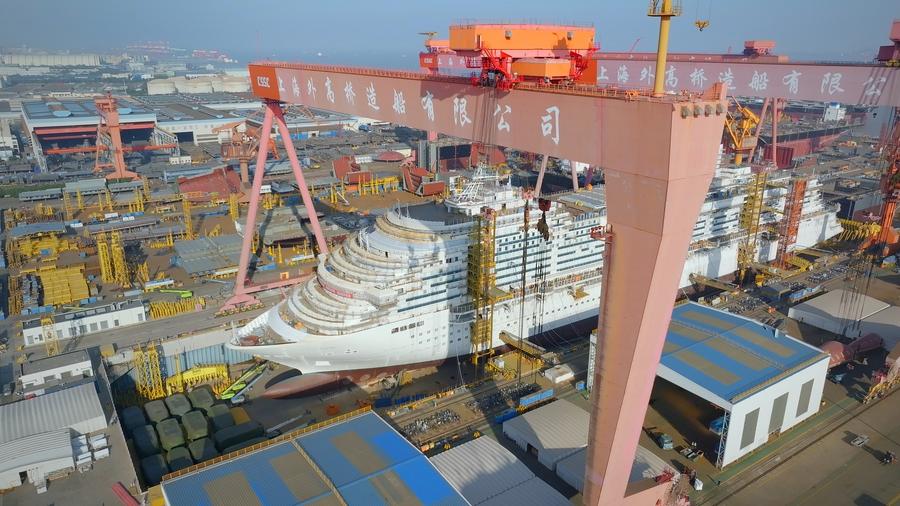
[247, 60, 726, 504]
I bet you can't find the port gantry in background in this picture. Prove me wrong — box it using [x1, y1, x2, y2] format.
[231, 16, 899, 506]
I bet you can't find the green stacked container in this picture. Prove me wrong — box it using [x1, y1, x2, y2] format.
[188, 438, 219, 463]
[132, 424, 161, 458]
[165, 393, 192, 418]
[181, 410, 209, 441]
[122, 406, 147, 435]
[187, 387, 216, 414]
[140, 454, 169, 486]
[213, 421, 264, 451]
[165, 446, 194, 472]
[144, 399, 170, 424]
[157, 418, 186, 452]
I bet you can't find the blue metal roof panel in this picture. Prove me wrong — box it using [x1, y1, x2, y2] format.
[660, 303, 827, 402]
[162, 412, 468, 506]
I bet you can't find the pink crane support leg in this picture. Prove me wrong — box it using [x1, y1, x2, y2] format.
[271, 106, 329, 256]
[534, 154, 549, 196]
[221, 102, 275, 310]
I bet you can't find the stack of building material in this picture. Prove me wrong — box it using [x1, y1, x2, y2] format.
[144, 400, 170, 424]
[157, 419, 185, 452]
[121, 406, 147, 435]
[187, 438, 218, 463]
[133, 425, 160, 457]
[164, 393, 192, 418]
[140, 454, 169, 486]
[165, 447, 194, 472]
[208, 404, 234, 432]
[187, 388, 215, 414]
[213, 421, 263, 452]
[38, 266, 89, 306]
[181, 411, 209, 441]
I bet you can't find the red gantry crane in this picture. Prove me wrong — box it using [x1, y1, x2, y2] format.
[233, 9, 899, 506]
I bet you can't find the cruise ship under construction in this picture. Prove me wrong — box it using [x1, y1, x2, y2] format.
[230, 157, 842, 397]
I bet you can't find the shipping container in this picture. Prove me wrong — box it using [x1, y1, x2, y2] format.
[221, 436, 269, 455]
[518, 388, 555, 409]
[188, 437, 219, 463]
[144, 399, 170, 424]
[165, 393, 192, 418]
[213, 421, 264, 451]
[165, 446, 194, 472]
[494, 408, 518, 424]
[157, 418, 186, 451]
[140, 454, 169, 486]
[132, 424, 160, 457]
[122, 406, 147, 434]
[182, 410, 210, 441]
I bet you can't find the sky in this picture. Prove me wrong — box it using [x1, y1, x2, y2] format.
[0, 0, 896, 68]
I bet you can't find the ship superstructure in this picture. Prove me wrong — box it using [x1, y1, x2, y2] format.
[230, 163, 842, 389]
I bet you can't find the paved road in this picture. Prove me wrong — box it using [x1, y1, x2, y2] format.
[721, 390, 900, 506]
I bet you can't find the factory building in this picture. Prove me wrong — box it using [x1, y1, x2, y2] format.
[146, 76, 250, 95]
[161, 411, 467, 505]
[19, 350, 94, 394]
[0, 53, 101, 66]
[788, 289, 900, 348]
[22, 299, 147, 347]
[0, 382, 108, 490]
[0, 117, 19, 160]
[654, 303, 830, 467]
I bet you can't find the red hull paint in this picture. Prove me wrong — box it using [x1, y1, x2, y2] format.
[262, 360, 446, 398]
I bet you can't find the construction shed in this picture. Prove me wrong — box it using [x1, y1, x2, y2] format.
[172, 235, 242, 277]
[430, 435, 569, 506]
[856, 306, 900, 350]
[657, 303, 830, 467]
[0, 429, 74, 490]
[161, 411, 467, 506]
[0, 382, 106, 443]
[555, 444, 669, 494]
[501, 398, 588, 471]
[787, 289, 890, 337]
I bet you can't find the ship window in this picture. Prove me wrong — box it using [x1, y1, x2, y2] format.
[417, 321, 424, 327]
[418, 341, 422, 345]
[401, 325, 407, 331]
[392, 327, 398, 333]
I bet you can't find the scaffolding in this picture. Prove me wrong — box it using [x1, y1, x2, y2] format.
[737, 169, 769, 284]
[63, 191, 74, 220]
[228, 193, 240, 221]
[133, 344, 165, 400]
[96, 233, 114, 283]
[467, 208, 506, 368]
[182, 197, 195, 240]
[110, 231, 129, 287]
[129, 188, 145, 213]
[42, 316, 59, 357]
[776, 177, 808, 269]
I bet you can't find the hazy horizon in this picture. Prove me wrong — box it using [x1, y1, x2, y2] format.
[1, 1, 897, 68]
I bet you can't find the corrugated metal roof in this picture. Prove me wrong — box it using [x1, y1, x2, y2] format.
[8, 221, 66, 238]
[0, 429, 73, 475]
[162, 412, 467, 506]
[430, 437, 533, 505]
[660, 302, 829, 403]
[64, 178, 107, 193]
[502, 399, 589, 466]
[0, 382, 106, 444]
[173, 235, 242, 275]
[555, 445, 670, 493]
[791, 289, 890, 321]
[480, 477, 569, 506]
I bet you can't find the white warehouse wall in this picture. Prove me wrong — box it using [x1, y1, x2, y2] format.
[23, 304, 146, 347]
[720, 357, 829, 467]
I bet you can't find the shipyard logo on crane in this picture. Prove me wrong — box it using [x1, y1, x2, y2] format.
[256, 76, 271, 88]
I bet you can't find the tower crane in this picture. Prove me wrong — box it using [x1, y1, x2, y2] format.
[216, 119, 280, 185]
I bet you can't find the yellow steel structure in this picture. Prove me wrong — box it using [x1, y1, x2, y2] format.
[228, 193, 240, 221]
[737, 170, 769, 284]
[135, 261, 150, 284]
[42, 316, 60, 357]
[129, 188, 145, 213]
[206, 224, 222, 238]
[838, 219, 881, 241]
[6, 233, 78, 267]
[689, 273, 738, 293]
[7, 275, 22, 316]
[261, 192, 282, 210]
[142, 177, 151, 200]
[724, 100, 761, 165]
[649, 0, 682, 97]
[37, 265, 89, 306]
[133, 344, 166, 400]
[149, 231, 175, 249]
[63, 191, 74, 220]
[110, 231, 129, 287]
[95, 232, 114, 283]
[467, 208, 504, 368]
[165, 364, 230, 396]
[182, 197, 195, 240]
[148, 297, 206, 319]
[76, 190, 84, 211]
[103, 189, 114, 212]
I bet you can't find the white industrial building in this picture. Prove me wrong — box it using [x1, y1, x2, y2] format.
[555, 444, 669, 494]
[19, 350, 94, 394]
[0, 118, 18, 160]
[502, 398, 589, 471]
[0, 382, 107, 490]
[788, 289, 899, 346]
[0, 53, 101, 66]
[147, 75, 249, 95]
[430, 435, 570, 506]
[22, 299, 146, 347]
[0, 430, 75, 490]
[656, 303, 830, 467]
